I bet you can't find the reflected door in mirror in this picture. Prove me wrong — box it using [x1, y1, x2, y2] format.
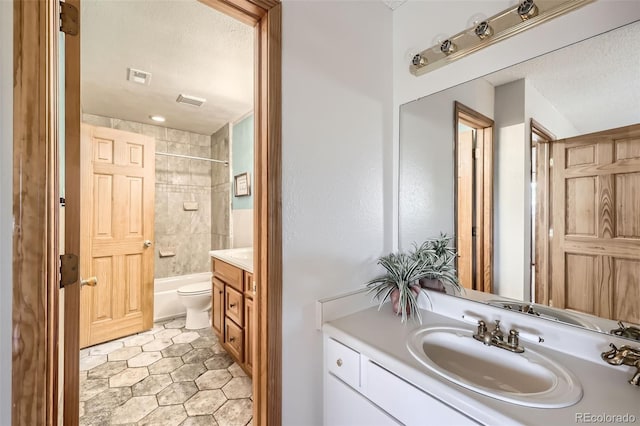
[543, 124, 640, 325]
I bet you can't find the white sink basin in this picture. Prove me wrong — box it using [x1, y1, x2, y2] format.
[407, 326, 583, 408]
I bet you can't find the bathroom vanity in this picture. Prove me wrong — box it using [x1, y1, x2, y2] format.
[323, 290, 640, 425]
[210, 248, 254, 376]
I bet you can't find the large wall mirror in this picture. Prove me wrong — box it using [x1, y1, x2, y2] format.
[399, 20, 640, 341]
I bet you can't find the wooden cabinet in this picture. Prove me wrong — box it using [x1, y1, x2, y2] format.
[212, 278, 224, 338]
[212, 258, 254, 377]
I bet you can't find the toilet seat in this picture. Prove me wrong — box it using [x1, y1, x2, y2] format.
[177, 281, 211, 296]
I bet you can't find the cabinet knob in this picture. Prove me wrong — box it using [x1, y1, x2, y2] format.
[336, 358, 343, 367]
[230, 337, 236, 342]
[230, 303, 237, 308]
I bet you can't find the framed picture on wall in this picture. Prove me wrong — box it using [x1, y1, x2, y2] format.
[234, 172, 251, 197]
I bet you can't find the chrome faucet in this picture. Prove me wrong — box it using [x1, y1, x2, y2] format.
[473, 320, 525, 353]
[601, 343, 640, 386]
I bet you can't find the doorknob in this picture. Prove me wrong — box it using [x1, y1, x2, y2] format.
[81, 276, 98, 287]
[144, 240, 152, 248]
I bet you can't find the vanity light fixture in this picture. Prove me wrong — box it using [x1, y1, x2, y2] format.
[410, 0, 593, 76]
[517, 0, 539, 21]
[474, 21, 493, 40]
[149, 115, 166, 123]
[440, 39, 457, 55]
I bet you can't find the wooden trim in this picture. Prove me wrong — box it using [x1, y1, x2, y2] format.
[253, 4, 282, 425]
[531, 119, 554, 305]
[453, 101, 494, 293]
[16, 0, 282, 424]
[63, 0, 81, 422]
[12, 0, 59, 424]
[198, 0, 266, 26]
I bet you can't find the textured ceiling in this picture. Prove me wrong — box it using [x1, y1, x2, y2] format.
[483, 21, 640, 136]
[81, 0, 254, 135]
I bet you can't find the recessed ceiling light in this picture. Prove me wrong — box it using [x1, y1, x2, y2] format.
[149, 115, 165, 123]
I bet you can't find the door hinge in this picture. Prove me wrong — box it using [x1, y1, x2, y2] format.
[60, 1, 79, 36]
[473, 148, 480, 159]
[253, 282, 257, 294]
[60, 254, 79, 288]
[472, 226, 477, 237]
[549, 158, 554, 167]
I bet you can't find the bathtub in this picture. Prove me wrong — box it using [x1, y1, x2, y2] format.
[154, 272, 212, 322]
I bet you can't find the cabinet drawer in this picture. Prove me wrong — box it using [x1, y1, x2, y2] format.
[326, 338, 360, 389]
[213, 259, 242, 291]
[364, 361, 476, 425]
[225, 286, 244, 326]
[225, 319, 244, 361]
[244, 271, 254, 297]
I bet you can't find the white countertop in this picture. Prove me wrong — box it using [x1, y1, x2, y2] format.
[209, 248, 253, 273]
[324, 305, 640, 425]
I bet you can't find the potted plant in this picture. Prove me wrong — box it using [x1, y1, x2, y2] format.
[365, 235, 462, 323]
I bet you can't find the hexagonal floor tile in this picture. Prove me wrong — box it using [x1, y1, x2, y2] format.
[172, 331, 200, 344]
[204, 353, 234, 371]
[222, 377, 252, 399]
[195, 369, 232, 390]
[164, 318, 186, 329]
[79, 378, 108, 402]
[182, 348, 214, 364]
[191, 336, 218, 349]
[214, 399, 253, 426]
[109, 395, 158, 424]
[122, 333, 155, 347]
[83, 387, 132, 416]
[87, 340, 123, 356]
[107, 346, 142, 361]
[109, 367, 149, 387]
[87, 361, 127, 379]
[127, 351, 162, 368]
[181, 415, 218, 426]
[132, 373, 173, 396]
[227, 363, 247, 378]
[171, 363, 206, 382]
[184, 390, 227, 416]
[142, 338, 174, 352]
[161, 343, 193, 358]
[139, 405, 188, 426]
[155, 328, 181, 340]
[148, 356, 184, 374]
[79, 355, 107, 372]
[157, 382, 198, 405]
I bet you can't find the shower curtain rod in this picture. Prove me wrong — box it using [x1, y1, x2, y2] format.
[155, 151, 229, 165]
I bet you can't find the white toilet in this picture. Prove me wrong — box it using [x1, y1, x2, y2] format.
[177, 281, 212, 329]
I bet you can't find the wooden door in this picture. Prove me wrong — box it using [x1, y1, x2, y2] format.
[79, 124, 155, 348]
[550, 123, 640, 324]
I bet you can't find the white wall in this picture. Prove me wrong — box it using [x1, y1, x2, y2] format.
[231, 210, 252, 248]
[398, 78, 494, 250]
[0, 0, 12, 423]
[281, 1, 393, 423]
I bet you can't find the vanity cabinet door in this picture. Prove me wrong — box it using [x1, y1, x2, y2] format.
[212, 278, 224, 338]
[363, 361, 478, 426]
[325, 374, 399, 426]
[244, 297, 254, 373]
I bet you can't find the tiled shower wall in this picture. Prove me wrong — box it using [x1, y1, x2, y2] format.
[211, 124, 231, 250]
[82, 113, 231, 279]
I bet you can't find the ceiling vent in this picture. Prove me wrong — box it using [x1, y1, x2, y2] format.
[127, 68, 152, 85]
[176, 94, 206, 107]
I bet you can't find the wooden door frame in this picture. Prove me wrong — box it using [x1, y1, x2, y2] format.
[530, 119, 556, 305]
[453, 101, 494, 293]
[12, 0, 282, 424]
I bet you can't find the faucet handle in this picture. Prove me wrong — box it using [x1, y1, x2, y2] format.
[477, 320, 487, 336]
[492, 320, 504, 341]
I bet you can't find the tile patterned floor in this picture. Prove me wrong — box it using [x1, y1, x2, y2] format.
[79, 317, 252, 426]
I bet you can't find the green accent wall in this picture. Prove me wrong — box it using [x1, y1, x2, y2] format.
[232, 114, 253, 210]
